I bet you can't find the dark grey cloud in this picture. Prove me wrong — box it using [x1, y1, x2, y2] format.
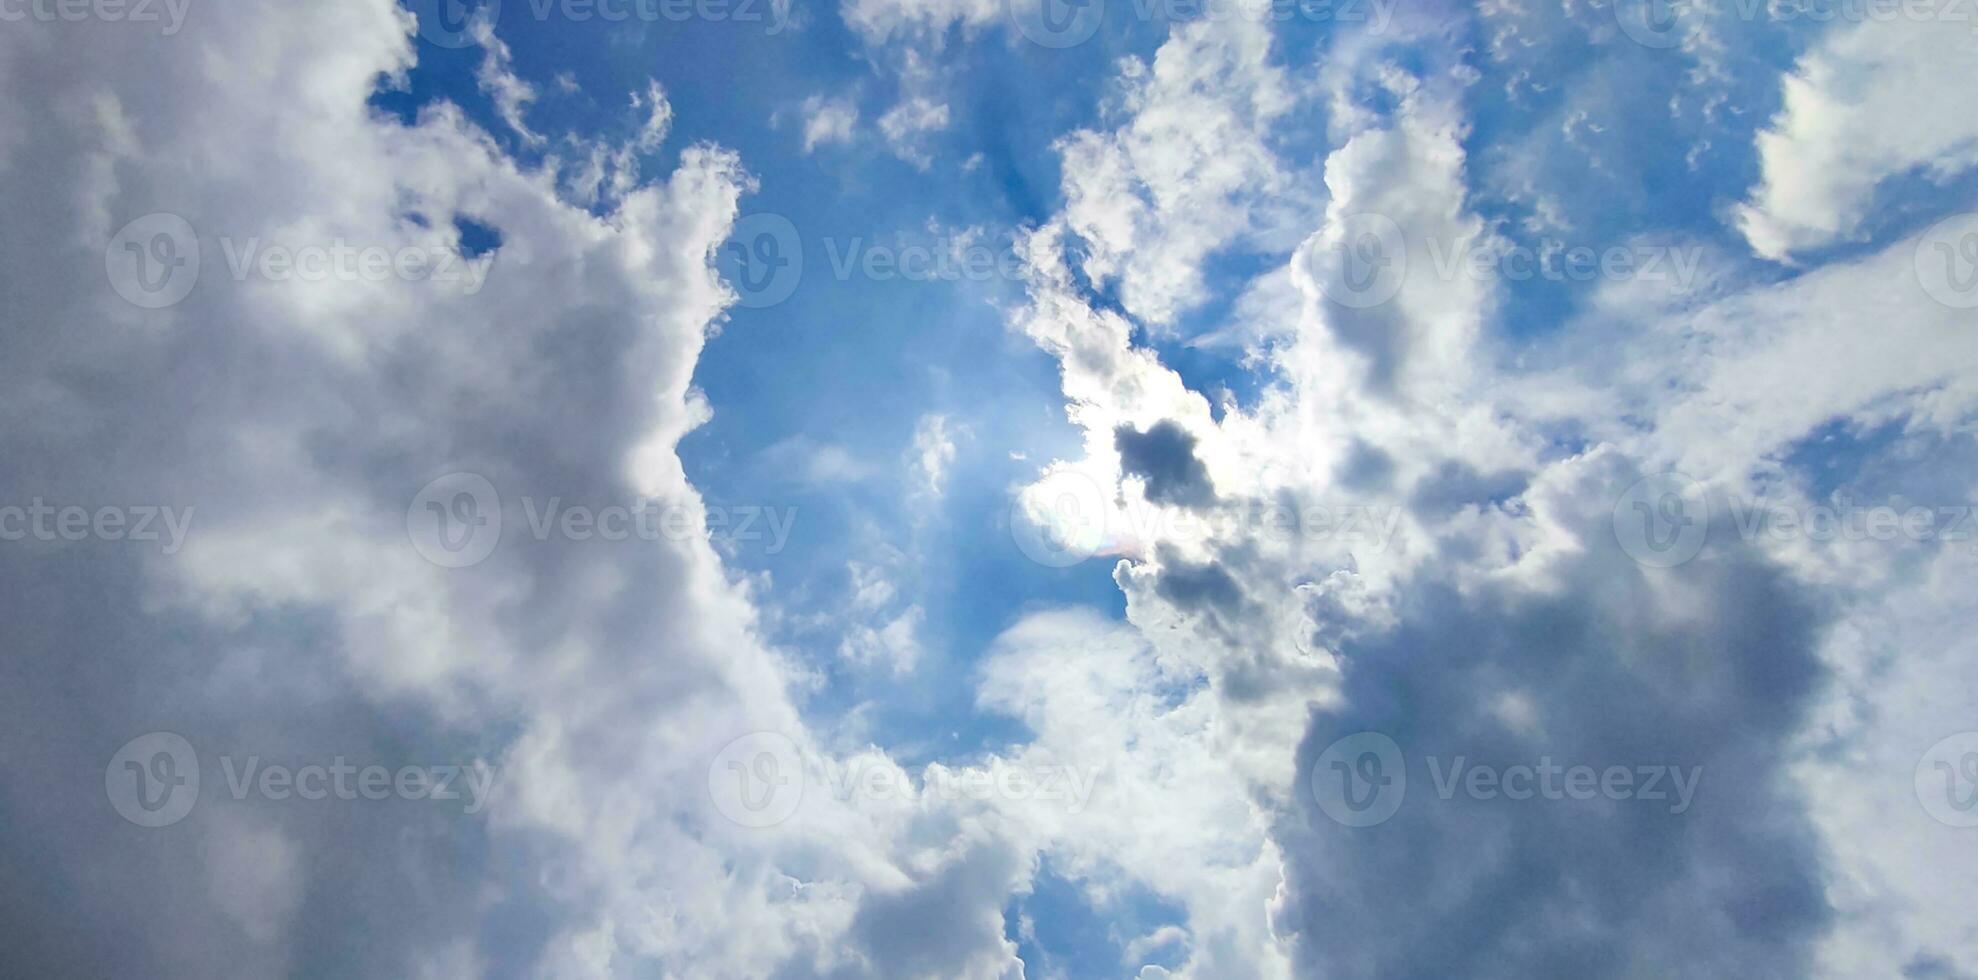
[1272, 485, 1834, 979]
[1335, 440, 1397, 493]
[1408, 461, 1527, 521]
[1116, 421, 1217, 509]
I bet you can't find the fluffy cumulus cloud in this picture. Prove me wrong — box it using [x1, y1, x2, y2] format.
[7, 0, 1978, 976]
[0, 5, 1029, 977]
[1736, 0, 1978, 260]
[997, 7, 1978, 980]
[1054, 18, 1300, 329]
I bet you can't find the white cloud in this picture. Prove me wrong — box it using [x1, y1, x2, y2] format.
[1736, 1, 1978, 259]
[557, 79, 673, 208]
[1005, 17, 1978, 976]
[801, 93, 860, 152]
[840, 605, 926, 674]
[977, 608, 1293, 978]
[759, 435, 878, 486]
[0, 6, 1036, 976]
[630, 79, 673, 151]
[879, 95, 951, 169]
[1055, 19, 1300, 329]
[10, 0, 1978, 975]
[911, 413, 958, 496]
[472, 15, 545, 146]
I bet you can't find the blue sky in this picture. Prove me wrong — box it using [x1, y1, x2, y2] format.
[395, 5, 1176, 751]
[4, 0, 1978, 976]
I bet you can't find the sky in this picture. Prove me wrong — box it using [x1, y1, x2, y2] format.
[3, 0, 1978, 976]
